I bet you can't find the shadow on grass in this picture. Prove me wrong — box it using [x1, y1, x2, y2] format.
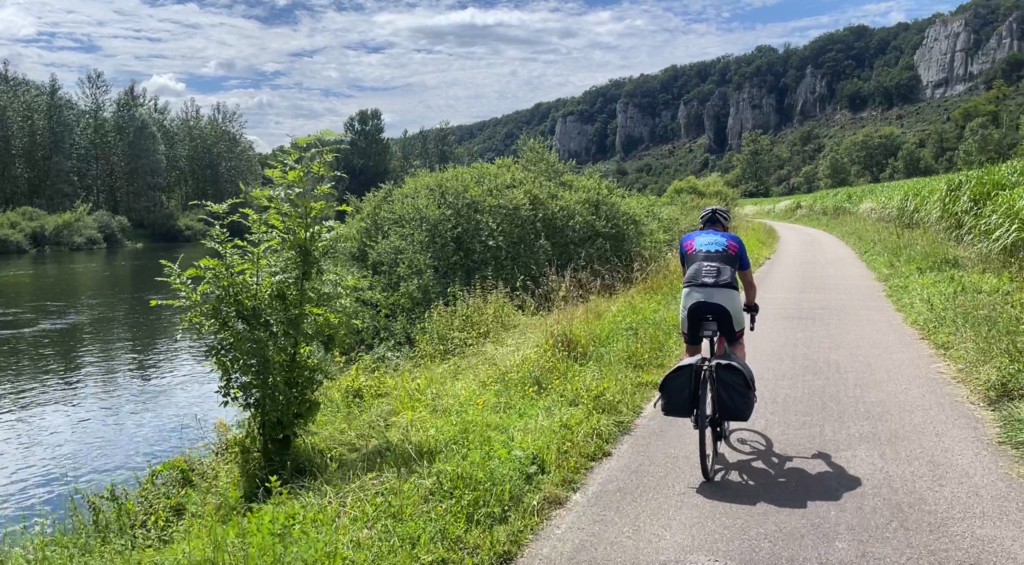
[229, 424, 439, 502]
[695, 428, 862, 509]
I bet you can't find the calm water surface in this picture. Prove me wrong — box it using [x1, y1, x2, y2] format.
[0, 245, 234, 528]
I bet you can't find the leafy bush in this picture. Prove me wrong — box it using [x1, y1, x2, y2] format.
[77, 455, 209, 549]
[47, 205, 105, 250]
[0, 205, 131, 253]
[956, 118, 1014, 170]
[92, 210, 131, 246]
[662, 174, 738, 209]
[156, 132, 361, 469]
[342, 138, 669, 344]
[0, 227, 30, 253]
[174, 209, 212, 242]
[884, 143, 939, 181]
[817, 149, 853, 189]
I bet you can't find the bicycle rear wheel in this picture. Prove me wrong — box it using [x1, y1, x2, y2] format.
[698, 367, 717, 481]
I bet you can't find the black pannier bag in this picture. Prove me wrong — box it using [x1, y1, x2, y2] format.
[655, 356, 702, 417]
[711, 352, 757, 422]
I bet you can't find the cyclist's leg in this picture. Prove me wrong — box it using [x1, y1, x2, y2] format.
[717, 288, 747, 361]
[680, 288, 703, 358]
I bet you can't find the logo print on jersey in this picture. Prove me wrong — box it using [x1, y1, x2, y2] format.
[700, 263, 721, 284]
[687, 234, 737, 255]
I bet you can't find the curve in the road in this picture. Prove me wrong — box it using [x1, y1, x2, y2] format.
[517, 220, 1024, 565]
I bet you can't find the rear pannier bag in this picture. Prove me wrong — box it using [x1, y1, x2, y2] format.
[655, 356, 702, 417]
[711, 352, 757, 422]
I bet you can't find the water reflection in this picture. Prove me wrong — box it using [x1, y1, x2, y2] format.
[0, 245, 235, 528]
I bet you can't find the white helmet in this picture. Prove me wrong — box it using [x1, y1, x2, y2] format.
[699, 206, 731, 229]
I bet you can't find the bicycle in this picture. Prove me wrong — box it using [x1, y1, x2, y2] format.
[696, 307, 757, 482]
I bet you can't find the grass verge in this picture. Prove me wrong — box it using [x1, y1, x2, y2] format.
[1, 220, 777, 564]
[752, 199, 1024, 464]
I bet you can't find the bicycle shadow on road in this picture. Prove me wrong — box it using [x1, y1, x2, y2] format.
[695, 428, 862, 509]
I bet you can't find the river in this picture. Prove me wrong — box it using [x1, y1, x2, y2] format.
[0, 244, 234, 529]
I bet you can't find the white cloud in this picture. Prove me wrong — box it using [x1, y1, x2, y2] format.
[0, 0, 955, 149]
[0, 4, 38, 39]
[246, 135, 269, 152]
[141, 73, 188, 97]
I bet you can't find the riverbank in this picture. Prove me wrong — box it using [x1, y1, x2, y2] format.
[1, 219, 776, 564]
[0, 207, 210, 255]
[748, 164, 1024, 462]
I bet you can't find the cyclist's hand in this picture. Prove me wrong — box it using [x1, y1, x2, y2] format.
[743, 302, 759, 315]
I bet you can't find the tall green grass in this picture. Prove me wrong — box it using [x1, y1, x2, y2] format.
[750, 159, 1024, 260]
[750, 162, 1024, 461]
[1, 220, 777, 564]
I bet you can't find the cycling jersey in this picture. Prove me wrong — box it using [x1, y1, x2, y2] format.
[679, 230, 751, 291]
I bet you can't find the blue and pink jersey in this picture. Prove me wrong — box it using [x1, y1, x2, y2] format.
[679, 230, 751, 291]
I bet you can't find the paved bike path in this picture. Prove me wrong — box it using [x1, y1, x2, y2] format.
[517, 221, 1024, 564]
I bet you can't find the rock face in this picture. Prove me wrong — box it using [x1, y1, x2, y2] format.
[726, 86, 781, 151]
[794, 66, 829, 119]
[914, 17, 974, 98]
[704, 89, 731, 154]
[971, 13, 1023, 75]
[915, 13, 1024, 99]
[554, 115, 591, 162]
[615, 100, 655, 156]
[678, 99, 705, 141]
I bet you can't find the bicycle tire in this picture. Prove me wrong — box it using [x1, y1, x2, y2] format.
[698, 366, 716, 481]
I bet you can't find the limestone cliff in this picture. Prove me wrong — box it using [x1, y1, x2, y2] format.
[614, 100, 653, 156]
[678, 100, 705, 142]
[915, 13, 1024, 99]
[726, 86, 781, 151]
[554, 115, 592, 162]
[970, 13, 1023, 76]
[704, 89, 731, 154]
[793, 66, 829, 119]
[614, 101, 675, 156]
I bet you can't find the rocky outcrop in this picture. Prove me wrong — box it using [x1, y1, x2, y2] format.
[915, 13, 1024, 99]
[554, 115, 591, 162]
[970, 13, 1023, 76]
[793, 66, 829, 119]
[914, 17, 974, 98]
[615, 100, 654, 156]
[678, 99, 705, 141]
[726, 86, 781, 151]
[704, 89, 731, 154]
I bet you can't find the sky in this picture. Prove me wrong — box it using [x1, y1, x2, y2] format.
[0, 0, 957, 152]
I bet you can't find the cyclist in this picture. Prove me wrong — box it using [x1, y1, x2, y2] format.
[679, 206, 758, 362]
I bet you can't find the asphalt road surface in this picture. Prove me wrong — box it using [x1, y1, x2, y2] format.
[517, 221, 1024, 565]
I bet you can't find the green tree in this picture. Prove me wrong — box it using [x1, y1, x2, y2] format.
[957, 117, 1012, 170]
[341, 108, 391, 200]
[926, 123, 962, 172]
[795, 165, 819, 194]
[818, 148, 852, 189]
[156, 131, 358, 468]
[0, 60, 260, 240]
[731, 131, 774, 197]
[842, 127, 904, 183]
[75, 69, 114, 210]
[871, 61, 921, 108]
[837, 79, 871, 112]
[884, 142, 938, 180]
